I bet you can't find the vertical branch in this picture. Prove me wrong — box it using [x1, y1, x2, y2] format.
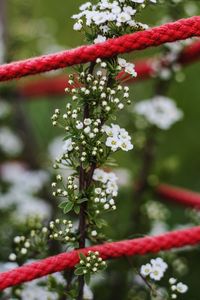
[77, 62, 96, 300]
[130, 78, 171, 234]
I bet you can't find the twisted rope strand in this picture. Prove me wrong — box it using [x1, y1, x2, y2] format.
[0, 226, 200, 290]
[0, 16, 200, 82]
[18, 39, 200, 98]
[157, 184, 200, 210]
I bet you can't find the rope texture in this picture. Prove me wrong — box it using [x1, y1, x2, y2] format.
[0, 16, 200, 82]
[18, 39, 200, 98]
[0, 226, 200, 290]
[157, 184, 200, 210]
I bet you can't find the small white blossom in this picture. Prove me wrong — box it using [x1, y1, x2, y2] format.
[63, 138, 73, 152]
[94, 35, 106, 44]
[140, 263, 152, 277]
[103, 124, 133, 152]
[176, 282, 188, 294]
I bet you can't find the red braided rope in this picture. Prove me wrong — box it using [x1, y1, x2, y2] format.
[157, 184, 200, 210]
[18, 39, 200, 98]
[0, 16, 200, 82]
[0, 226, 200, 290]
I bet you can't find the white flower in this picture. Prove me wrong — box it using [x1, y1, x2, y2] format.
[169, 278, 177, 285]
[124, 63, 137, 77]
[76, 121, 84, 129]
[104, 124, 133, 152]
[0, 127, 23, 156]
[117, 12, 131, 23]
[149, 265, 164, 281]
[118, 58, 137, 77]
[91, 230, 97, 237]
[118, 58, 127, 67]
[176, 282, 188, 294]
[83, 284, 93, 300]
[140, 257, 167, 282]
[106, 136, 121, 151]
[84, 118, 92, 125]
[140, 263, 152, 277]
[63, 138, 73, 152]
[84, 126, 91, 134]
[93, 169, 108, 183]
[9, 253, 17, 261]
[80, 2, 92, 11]
[120, 140, 133, 151]
[134, 96, 183, 130]
[94, 35, 106, 44]
[73, 22, 82, 31]
[151, 257, 168, 273]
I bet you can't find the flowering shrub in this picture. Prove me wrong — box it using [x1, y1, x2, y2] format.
[1, 0, 200, 299]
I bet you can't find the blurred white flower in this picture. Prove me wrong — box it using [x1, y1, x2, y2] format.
[0, 127, 23, 156]
[1, 162, 49, 194]
[134, 96, 183, 130]
[114, 168, 131, 187]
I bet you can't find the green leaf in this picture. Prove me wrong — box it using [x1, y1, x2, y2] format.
[74, 267, 84, 276]
[95, 218, 108, 228]
[77, 198, 88, 204]
[111, 115, 117, 120]
[63, 202, 74, 214]
[79, 252, 86, 262]
[63, 134, 72, 141]
[74, 205, 80, 214]
[59, 201, 67, 209]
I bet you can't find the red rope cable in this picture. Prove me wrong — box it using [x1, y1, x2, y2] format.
[0, 226, 200, 290]
[18, 39, 200, 98]
[157, 184, 200, 210]
[0, 16, 200, 82]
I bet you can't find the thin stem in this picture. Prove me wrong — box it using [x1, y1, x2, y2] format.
[130, 78, 171, 234]
[77, 62, 96, 300]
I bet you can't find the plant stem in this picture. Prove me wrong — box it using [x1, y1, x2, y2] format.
[77, 62, 96, 300]
[130, 78, 171, 234]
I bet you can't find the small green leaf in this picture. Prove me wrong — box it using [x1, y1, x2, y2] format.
[59, 201, 67, 209]
[95, 218, 107, 228]
[77, 198, 88, 204]
[74, 205, 80, 214]
[79, 252, 86, 262]
[111, 115, 116, 120]
[63, 202, 74, 214]
[74, 267, 84, 276]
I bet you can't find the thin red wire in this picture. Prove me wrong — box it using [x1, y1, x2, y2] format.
[0, 16, 200, 82]
[0, 226, 200, 290]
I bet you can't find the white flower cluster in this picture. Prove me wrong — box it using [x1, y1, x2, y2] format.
[0, 162, 50, 220]
[118, 57, 137, 77]
[144, 200, 170, 222]
[93, 168, 118, 210]
[169, 277, 188, 299]
[140, 257, 168, 281]
[72, 0, 157, 41]
[0, 126, 23, 156]
[134, 96, 183, 130]
[103, 123, 133, 151]
[152, 40, 193, 81]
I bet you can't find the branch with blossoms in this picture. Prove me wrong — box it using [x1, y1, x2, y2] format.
[51, 0, 157, 299]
